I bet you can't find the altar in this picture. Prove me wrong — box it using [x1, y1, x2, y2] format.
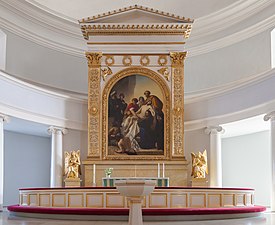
[102, 177, 169, 187]
[78, 5, 191, 187]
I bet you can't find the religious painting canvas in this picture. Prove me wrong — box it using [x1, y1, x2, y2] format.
[107, 74, 165, 156]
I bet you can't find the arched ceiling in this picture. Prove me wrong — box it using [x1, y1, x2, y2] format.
[26, 0, 239, 22]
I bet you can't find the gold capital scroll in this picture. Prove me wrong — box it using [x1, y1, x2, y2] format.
[170, 52, 187, 158]
[86, 52, 102, 158]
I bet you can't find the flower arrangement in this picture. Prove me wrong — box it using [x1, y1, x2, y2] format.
[105, 168, 113, 177]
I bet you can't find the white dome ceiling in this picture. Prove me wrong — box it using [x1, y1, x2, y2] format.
[26, 0, 239, 22]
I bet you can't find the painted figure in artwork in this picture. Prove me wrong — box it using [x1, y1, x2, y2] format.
[64, 150, 81, 179]
[107, 75, 165, 155]
[191, 150, 208, 178]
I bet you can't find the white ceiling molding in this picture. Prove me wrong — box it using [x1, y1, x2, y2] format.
[184, 68, 275, 131]
[184, 97, 275, 132]
[1, 0, 79, 36]
[0, 70, 88, 130]
[187, 14, 275, 56]
[191, 0, 275, 39]
[0, 0, 274, 58]
[0, 70, 87, 102]
[185, 68, 275, 104]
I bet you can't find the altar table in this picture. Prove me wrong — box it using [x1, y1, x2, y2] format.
[102, 177, 169, 187]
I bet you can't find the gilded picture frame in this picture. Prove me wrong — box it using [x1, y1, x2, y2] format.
[102, 67, 171, 160]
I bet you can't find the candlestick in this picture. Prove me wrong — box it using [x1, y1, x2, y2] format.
[157, 163, 160, 178]
[162, 163, 165, 178]
[93, 164, 96, 185]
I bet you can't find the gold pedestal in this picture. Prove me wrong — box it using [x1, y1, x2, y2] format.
[64, 178, 81, 187]
[191, 178, 208, 187]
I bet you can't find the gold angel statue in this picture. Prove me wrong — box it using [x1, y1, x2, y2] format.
[191, 150, 208, 178]
[64, 150, 81, 179]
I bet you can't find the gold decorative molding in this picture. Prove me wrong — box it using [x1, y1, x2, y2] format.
[85, 52, 102, 67]
[170, 52, 186, 159]
[79, 5, 194, 23]
[105, 55, 115, 66]
[86, 52, 102, 158]
[170, 52, 187, 67]
[88, 42, 186, 45]
[102, 67, 171, 160]
[81, 24, 192, 40]
[158, 67, 170, 81]
[140, 55, 150, 66]
[104, 53, 169, 56]
[122, 55, 132, 66]
[101, 66, 113, 81]
[158, 55, 168, 66]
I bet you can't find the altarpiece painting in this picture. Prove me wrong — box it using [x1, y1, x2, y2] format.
[102, 68, 171, 160]
[107, 74, 165, 156]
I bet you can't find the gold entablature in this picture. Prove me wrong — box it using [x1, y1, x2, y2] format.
[79, 5, 194, 23]
[102, 67, 171, 161]
[80, 25, 192, 40]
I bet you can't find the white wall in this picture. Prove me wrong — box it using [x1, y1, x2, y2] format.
[222, 131, 271, 206]
[4, 29, 88, 94]
[185, 31, 271, 93]
[0, 29, 6, 70]
[3, 131, 51, 206]
[272, 28, 275, 68]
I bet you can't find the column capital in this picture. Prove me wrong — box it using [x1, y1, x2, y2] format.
[205, 126, 225, 135]
[85, 52, 102, 68]
[264, 111, 275, 122]
[47, 126, 68, 135]
[169, 52, 187, 67]
[0, 114, 10, 123]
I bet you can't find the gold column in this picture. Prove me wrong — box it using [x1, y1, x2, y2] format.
[85, 52, 102, 158]
[170, 52, 187, 159]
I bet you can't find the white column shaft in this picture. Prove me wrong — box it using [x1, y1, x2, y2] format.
[48, 126, 67, 188]
[270, 118, 275, 210]
[0, 114, 8, 211]
[0, 118, 4, 210]
[209, 130, 222, 187]
[264, 112, 275, 211]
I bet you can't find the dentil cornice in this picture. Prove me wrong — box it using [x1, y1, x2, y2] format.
[0, 0, 274, 58]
